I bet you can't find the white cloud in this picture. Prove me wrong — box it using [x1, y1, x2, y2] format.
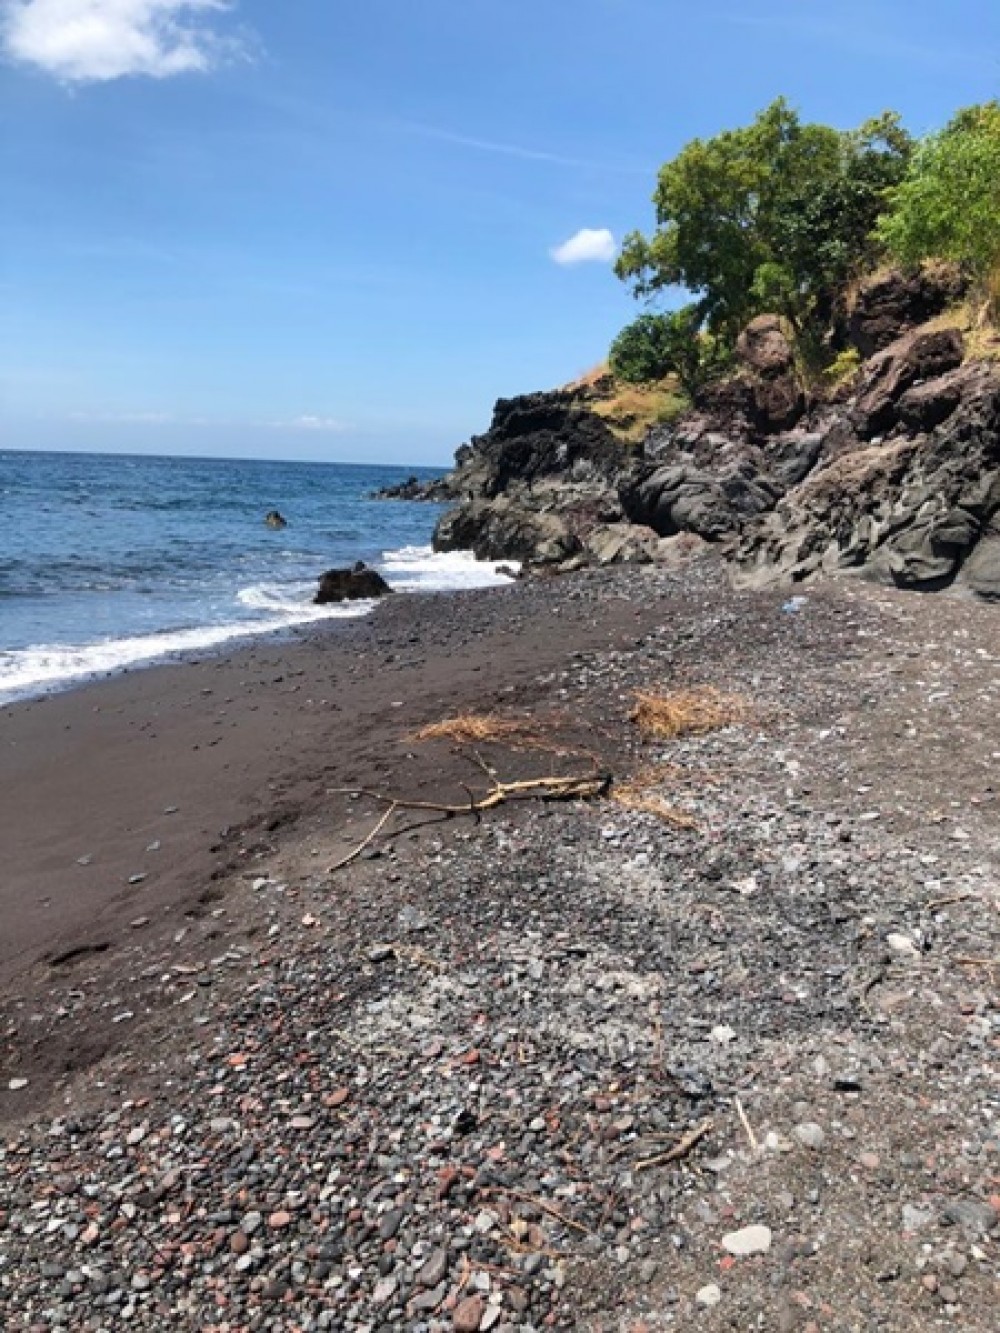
[276, 415, 350, 433]
[550, 227, 617, 266]
[1, 0, 242, 83]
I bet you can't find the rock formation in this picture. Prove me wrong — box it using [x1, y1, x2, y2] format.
[315, 562, 394, 604]
[429, 269, 1000, 599]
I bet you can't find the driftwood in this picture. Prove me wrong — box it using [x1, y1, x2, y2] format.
[328, 767, 609, 873]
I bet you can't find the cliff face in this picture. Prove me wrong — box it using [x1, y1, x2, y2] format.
[431, 267, 1000, 598]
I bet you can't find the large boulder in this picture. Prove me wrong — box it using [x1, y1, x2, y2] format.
[434, 499, 580, 566]
[583, 522, 660, 567]
[847, 265, 967, 359]
[736, 315, 795, 376]
[315, 562, 393, 604]
[853, 327, 965, 439]
[623, 461, 779, 542]
[735, 315, 805, 435]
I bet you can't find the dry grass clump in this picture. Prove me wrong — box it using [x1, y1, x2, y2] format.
[630, 687, 747, 741]
[410, 711, 590, 759]
[411, 713, 534, 745]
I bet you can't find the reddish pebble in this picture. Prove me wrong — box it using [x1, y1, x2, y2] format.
[453, 1294, 484, 1331]
[268, 1211, 291, 1230]
[463, 1049, 480, 1066]
[326, 1087, 350, 1108]
[230, 1231, 249, 1255]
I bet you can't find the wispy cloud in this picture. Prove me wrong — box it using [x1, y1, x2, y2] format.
[550, 227, 617, 266]
[273, 415, 350, 433]
[1, 0, 248, 83]
[400, 120, 649, 175]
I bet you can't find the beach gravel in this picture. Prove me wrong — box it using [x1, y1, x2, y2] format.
[2, 562, 1000, 1328]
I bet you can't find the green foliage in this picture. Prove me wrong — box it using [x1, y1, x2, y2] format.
[877, 103, 1000, 302]
[821, 346, 862, 388]
[608, 306, 726, 397]
[616, 100, 913, 345]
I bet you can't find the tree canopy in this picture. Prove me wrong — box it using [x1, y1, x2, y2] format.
[877, 102, 1000, 298]
[615, 99, 913, 344]
[608, 306, 726, 395]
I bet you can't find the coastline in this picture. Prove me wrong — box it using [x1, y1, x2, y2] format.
[3, 558, 1000, 1328]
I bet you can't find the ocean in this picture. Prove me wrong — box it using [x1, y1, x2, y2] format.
[0, 450, 508, 706]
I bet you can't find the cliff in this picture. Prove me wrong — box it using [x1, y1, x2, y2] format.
[427, 267, 1000, 599]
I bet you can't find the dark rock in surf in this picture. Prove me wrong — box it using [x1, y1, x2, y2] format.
[314, 562, 393, 604]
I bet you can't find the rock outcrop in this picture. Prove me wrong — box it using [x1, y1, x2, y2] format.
[735, 315, 806, 435]
[430, 287, 1000, 599]
[432, 391, 633, 566]
[315, 562, 393, 604]
[736, 363, 1000, 596]
[371, 474, 455, 502]
[845, 264, 967, 358]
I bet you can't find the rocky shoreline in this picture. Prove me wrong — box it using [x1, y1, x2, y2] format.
[2, 562, 999, 1329]
[386, 268, 1000, 602]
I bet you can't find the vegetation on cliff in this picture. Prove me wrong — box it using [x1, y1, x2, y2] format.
[612, 98, 1000, 388]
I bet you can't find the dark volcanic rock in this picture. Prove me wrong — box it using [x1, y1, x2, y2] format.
[314, 562, 393, 604]
[735, 315, 806, 435]
[847, 265, 968, 358]
[853, 327, 965, 439]
[736, 364, 1000, 593]
[431, 389, 631, 565]
[371, 475, 454, 502]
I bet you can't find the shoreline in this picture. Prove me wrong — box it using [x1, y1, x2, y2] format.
[0, 544, 514, 711]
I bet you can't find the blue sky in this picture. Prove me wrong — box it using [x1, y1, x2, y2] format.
[1, 1, 998, 464]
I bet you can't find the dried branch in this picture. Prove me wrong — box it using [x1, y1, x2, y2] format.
[634, 1119, 713, 1172]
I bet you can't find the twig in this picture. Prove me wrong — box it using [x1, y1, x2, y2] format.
[735, 1098, 759, 1154]
[954, 956, 999, 970]
[327, 801, 398, 872]
[926, 893, 974, 913]
[490, 1187, 596, 1237]
[635, 1119, 713, 1173]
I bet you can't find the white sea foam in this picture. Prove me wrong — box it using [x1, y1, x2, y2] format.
[0, 547, 515, 706]
[379, 544, 517, 591]
[0, 599, 366, 707]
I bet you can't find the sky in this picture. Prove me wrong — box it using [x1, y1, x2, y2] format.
[1, 1, 998, 464]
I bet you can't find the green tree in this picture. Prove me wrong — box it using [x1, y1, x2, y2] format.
[616, 101, 912, 345]
[877, 102, 1000, 306]
[608, 306, 726, 396]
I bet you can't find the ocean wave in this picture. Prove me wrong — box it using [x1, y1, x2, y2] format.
[0, 599, 368, 706]
[379, 544, 517, 591]
[0, 548, 515, 707]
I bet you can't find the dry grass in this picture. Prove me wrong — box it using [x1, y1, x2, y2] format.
[411, 713, 537, 746]
[561, 363, 689, 443]
[630, 687, 747, 741]
[409, 710, 594, 761]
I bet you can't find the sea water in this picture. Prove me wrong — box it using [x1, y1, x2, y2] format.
[0, 451, 509, 705]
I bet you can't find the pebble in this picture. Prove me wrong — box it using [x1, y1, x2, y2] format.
[453, 1294, 485, 1331]
[794, 1122, 826, 1150]
[695, 1283, 722, 1308]
[886, 932, 920, 957]
[722, 1224, 772, 1257]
